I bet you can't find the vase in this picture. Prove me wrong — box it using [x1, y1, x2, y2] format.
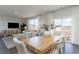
[50, 29, 54, 38]
[44, 31, 50, 37]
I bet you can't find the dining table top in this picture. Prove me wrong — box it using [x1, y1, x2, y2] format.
[22, 35, 59, 54]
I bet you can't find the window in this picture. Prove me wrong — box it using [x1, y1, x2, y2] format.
[29, 18, 39, 29]
[53, 19, 62, 31]
[54, 19, 62, 26]
[61, 18, 72, 41]
[53, 18, 72, 39]
[35, 18, 39, 27]
[53, 18, 72, 26]
[62, 18, 72, 26]
[29, 19, 35, 29]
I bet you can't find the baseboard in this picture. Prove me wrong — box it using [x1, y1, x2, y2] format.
[67, 41, 79, 46]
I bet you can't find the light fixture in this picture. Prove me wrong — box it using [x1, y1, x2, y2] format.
[14, 11, 18, 15]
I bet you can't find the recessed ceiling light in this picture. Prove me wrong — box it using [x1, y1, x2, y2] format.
[14, 11, 18, 15]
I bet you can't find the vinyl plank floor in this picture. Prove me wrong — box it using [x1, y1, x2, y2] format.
[64, 43, 79, 54]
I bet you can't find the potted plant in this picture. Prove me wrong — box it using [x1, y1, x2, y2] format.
[19, 23, 27, 33]
[42, 24, 50, 36]
[42, 21, 61, 37]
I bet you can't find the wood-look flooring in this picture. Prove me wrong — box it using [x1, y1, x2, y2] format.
[0, 37, 79, 54]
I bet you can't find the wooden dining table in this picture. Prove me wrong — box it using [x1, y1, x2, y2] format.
[22, 35, 58, 54]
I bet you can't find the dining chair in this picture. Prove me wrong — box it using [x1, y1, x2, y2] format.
[50, 49, 59, 54]
[49, 43, 59, 54]
[56, 37, 65, 54]
[13, 38, 31, 54]
[48, 35, 65, 54]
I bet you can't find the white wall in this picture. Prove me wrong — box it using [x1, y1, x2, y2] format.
[39, 13, 54, 25]
[38, 14, 48, 25]
[25, 19, 29, 27]
[71, 6, 79, 45]
[0, 16, 25, 32]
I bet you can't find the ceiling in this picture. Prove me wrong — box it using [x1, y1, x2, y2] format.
[0, 5, 70, 18]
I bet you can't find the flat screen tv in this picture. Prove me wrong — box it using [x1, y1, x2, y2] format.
[8, 22, 19, 28]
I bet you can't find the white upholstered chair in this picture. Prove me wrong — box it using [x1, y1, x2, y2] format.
[48, 43, 59, 54]
[56, 37, 65, 54]
[49, 36, 65, 54]
[50, 49, 59, 54]
[13, 38, 30, 54]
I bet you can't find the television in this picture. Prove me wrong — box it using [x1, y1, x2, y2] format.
[8, 22, 19, 28]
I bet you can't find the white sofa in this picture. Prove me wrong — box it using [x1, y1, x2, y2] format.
[1, 29, 20, 49]
[2, 36, 16, 49]
[2, 32, 37, 49]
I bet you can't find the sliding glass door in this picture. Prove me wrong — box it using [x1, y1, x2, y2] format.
[54, 18, 72, 42]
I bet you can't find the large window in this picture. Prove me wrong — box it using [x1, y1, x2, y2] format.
[53, 18, 72, 38]
[54, 19, 62, 32]
[29, 18, 39, 29]
[35, 18, 39, 27]
[54, 19, 62, 26]
[54, 18, 72, 27]
[61, 18, 72, 41]
[62, 18, 72, 27]
[29, 19, 35, 29]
